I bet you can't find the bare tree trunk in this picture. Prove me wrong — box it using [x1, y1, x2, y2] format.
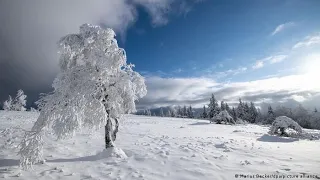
[112, 118, 119, 141]
[105, 112, 119, 148]
[105, 117, 114, 148]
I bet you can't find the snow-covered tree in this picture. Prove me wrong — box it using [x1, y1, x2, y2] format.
[225, 103, 231, 114]
[248, 102, 258, 123]
[3, 95, 13, 111]
[208, 94, 220, 118]
[211, 110, 235, 124]
[11, 89, 27, 111]
[18, 24, 147, 168]
[177, 106, 182, 117]
[230, 107, 237, 120]
[169, 108, 176, 117]
[265, 105, 276, 124]
[183, 105, 187, 117]
[166, 109, 171, 117]
[187, 105, 193, 118]
[269, 116, 303, 136]
[146, 109, 151, 116]
[237, 99, 245, 120]
[160, 108, 164, 117]
[293, 104, 311, 129]
[242, 102, 251, 122]
[201, 105, 207, 119]
[220, 101, 226, 111]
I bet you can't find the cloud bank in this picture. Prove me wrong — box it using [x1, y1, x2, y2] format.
[138, 74, 320, 110]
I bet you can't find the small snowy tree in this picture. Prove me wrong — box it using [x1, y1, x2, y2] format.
[183, 105, 187, 117]
[269, 116, 303, 136]
[265, 105, 276, 124]
[18, 24, 147, 168]
[187, 105, 193, 118]
[237, 99, 245, 120]
[3, 95, 13, 111]
[248, 102, 258, 123]
[159, 108, 164, 117]
[202, 105, 207, 119]
[11, 89, 27, 111]
[208, 94, 220, 118]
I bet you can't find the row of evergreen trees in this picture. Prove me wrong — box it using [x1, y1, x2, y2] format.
[140, 94, 320, 129]
[201, 94, 260, 123]
[143, 105, 194, 118]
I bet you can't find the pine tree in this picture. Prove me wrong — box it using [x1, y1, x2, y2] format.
[183, 105, 187, 117]
[166, 109, 171, 117]
[225, 103, 231, 114]
[187, 105, 193, 118]
[237, 98, 245, 120]
[220, 101, 226, 111]
[202, 105, 207, 119]
[177, 106, 182, 117]
[314, 108, 318, 113]
[249, 102, 258, 123]
[231, 107, 237, 120]
[160, 108, 164, 117]
[146, 109, 151, 116]
[208, 94, 220, 118]
[243, 102, 250, 121]
[266, 105, 276, 124]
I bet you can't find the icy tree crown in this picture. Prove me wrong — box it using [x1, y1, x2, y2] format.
[19, 24, 147, 168]
[35, 24, 147, 138]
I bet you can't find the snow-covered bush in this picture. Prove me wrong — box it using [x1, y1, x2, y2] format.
[19, 24, 147, 168]
[3, 95, 13, 111]
[210, 110, 235, 124]
[269, 116, 303, 136]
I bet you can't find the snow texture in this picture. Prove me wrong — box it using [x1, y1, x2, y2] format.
[1, 111, 320, 179]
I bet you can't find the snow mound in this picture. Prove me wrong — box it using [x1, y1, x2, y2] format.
[96, 147, 128, 160]
[269, 116, 303, 135]
[211, 110, 235, 124]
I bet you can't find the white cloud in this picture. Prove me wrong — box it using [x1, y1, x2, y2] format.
[268, 55, 288, 64]
[138, 73, 320, 109]
[252, 61, 264, 69]
[252, 55, 287, 70]
[293, 33, 320, 49]
[271, 22, 295, 36]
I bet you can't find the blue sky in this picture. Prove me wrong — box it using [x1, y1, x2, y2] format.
[120, 0, 320, 84]
[1, 0, 320, 110]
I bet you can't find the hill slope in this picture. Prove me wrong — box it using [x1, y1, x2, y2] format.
[1, 111, 320, 179]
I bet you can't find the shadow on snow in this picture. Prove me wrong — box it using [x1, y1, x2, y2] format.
[257, 134, 299, 143]
[188, 122, 211, 126]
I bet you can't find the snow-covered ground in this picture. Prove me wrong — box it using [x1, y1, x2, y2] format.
[1, 111, 320, 180]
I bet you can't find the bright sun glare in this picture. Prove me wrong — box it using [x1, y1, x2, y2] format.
[303, 54, 320, 76]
